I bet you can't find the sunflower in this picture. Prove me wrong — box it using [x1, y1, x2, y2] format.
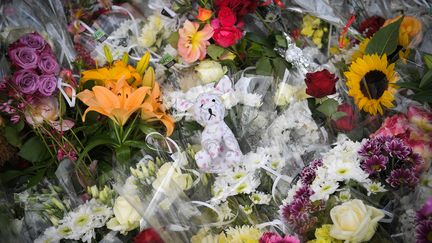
[344, 54, 398, 115]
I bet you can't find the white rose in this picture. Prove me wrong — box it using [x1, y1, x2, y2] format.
[107, 196, 141, 234]
[195, 60, 227, 84]
[152, 162, 192, 194]
[330, 199, 384, 242]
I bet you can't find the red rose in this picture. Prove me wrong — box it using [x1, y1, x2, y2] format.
[218, 6, 236, 27]
[358, 16, 385, 38]
[334, 103, 357, 132]
[214, 0, 257, 18]
[134, 228, 164, 243]
[211, 19, 243, 48]
[305, 69, 338, 98]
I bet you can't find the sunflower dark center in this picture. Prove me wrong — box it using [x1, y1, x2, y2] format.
[360, 70, 388, 99]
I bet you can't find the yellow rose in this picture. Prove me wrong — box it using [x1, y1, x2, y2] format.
[107, 196, 141, 234]
[195, 60, 227, 84]
[330, 199, 384, 242]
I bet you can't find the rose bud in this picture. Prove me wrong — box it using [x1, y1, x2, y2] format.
[334, 103, 357, 132]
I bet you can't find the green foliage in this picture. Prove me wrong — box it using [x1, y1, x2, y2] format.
[365, 17, 403, 56]
[207, 44, 225, 60]
[18, 136, 50, 163]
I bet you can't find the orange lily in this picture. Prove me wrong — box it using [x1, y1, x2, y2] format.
[77, 79, 149, 126]
[80, 60, 142, 88]
[140, 68, 174, 136]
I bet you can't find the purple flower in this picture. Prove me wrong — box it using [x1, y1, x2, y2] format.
[416, 220, 432, 243]
[408, 152, 424, 167]
[418, 197, 432, 220]
[384, 138, 412, 160]
[294, 186, 314, 200]
[10, 114, 20, 124]
[38, 75, 57, 96]
[12, 70, 39, 94]
[38, 53, 59, 74]
[361, 154, 388, 174]
[9, 47, 38, 69]
[386, 168, 419, 188]
[300, 159, 322, 185]
[358, 138, 382, 158]
[259, 232, 300, 243]
[19, 33, 47, 52]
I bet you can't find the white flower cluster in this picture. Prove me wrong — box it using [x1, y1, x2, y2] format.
[310, 136, 385, 201]
[265, 100, 322, 156]
[137, 14, 170, 49]
[35, 199, 112, 243]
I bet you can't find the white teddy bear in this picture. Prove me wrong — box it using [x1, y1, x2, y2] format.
[176, 77, 243, 171]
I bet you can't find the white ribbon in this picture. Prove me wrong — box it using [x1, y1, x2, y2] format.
[57, 77, 76, 107]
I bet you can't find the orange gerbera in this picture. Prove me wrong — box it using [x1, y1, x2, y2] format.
[77, 79, 149, 126]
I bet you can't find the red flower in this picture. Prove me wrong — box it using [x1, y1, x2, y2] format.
[218, 6, 237, 27]
[211, 19, 243, 48]
[304, 69, 338, 98]
[134, 228, 164, 243]
[334, 103, 357, 132]
[358, 16, 385, 38]
[214, 0, 257, 18]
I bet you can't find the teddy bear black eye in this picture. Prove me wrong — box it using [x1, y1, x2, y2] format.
[212, 99, 216, 102]
[200, 104, 204, 108]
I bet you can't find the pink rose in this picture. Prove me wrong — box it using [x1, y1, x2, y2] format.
[211, 19, 242, 48]
[372, 114, 410, 138]
[407, 106, 432, 132]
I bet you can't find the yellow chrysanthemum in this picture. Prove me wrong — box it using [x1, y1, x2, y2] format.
[224, 225, 262, 243]
[307, 224, 342, 243]
[350, 38, 370, 63]
[344, 54, 399, 115]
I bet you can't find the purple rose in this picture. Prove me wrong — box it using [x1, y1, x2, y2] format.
[13, 70, 39, 94]
[9, 47, 38, 69]
[38, 75, 57, 96]
[38, 53, 59, 74]
[19, 33, 47, 52]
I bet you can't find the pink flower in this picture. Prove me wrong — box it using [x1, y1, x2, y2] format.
[407, 106, 432, 132]
[259, 232, 300, 243]
[178, 20, 213, 63]
[372, 114, 410, 137]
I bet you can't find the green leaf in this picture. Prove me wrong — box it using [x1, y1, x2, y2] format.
[317, 99, 339, 117]
[275, 34, 287, 48]
[397, 81, 421, 91]
[103, 45, 113, 64]
[76, 136, 116, 164]
[115, 145, 131, 163]
[123, 140, 147, 149]
[410, 90, 432, 103]
[138, 123, 158, 135]
[4, 126, 21, 147]
[424, 54, 432, 70]
[331, 111, 347, 121]
[365, 16, 403, 56]
[18, 137, 50, 163]
[13, 120, 24, 132]
[272, 57, 289, 79]
[167, 32, 179, 49]
[420, 69, 432, 88]
[245, 32, 271, 47]
[207, 44, 225, 60]
[256, 57, 272, 76]
[27, 168, 46, 188]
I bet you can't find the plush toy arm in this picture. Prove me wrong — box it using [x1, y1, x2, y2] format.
[222, 125, 241, 152]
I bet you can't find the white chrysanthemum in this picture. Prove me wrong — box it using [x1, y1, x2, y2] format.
[310, 179, 339, 201]
[240, 205, 253, 215]
[338, 190, 351, 202]
[243, 151, 268, 171]
[215, 202, 235, 221]
[363, 181, 387, 196]
[325, 160, 368, 182]
[234, 176, 260, 195]
[250, 192, 271, 205]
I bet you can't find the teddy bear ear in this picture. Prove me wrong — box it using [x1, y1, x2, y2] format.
[214, 75, 233, 95]
[175, 98, 194, 112]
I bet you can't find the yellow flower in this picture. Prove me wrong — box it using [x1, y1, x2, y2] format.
[80, 60, 142, 87]
[350, 38, 370, 63]
[344, 54, 398, 115]
[224, 225, 262, 243]
[301, 15, 327, 48]
[77, 79, 150, 126]
[307, 224, 342, 243]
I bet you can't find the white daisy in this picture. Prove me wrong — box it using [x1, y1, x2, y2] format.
[363, 181, 387, 196]
[249, 192, 271, 205]
[310, 179, 339, 202]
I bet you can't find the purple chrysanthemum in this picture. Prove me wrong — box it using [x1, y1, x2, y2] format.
[417, 198, 432, 221]
[416, 220, 432, 243]
[310, 159, 323, 168]
[294, 186, 314, 200]
[361, 154, 388, 174]
[358, 138, 382, 157]
[386, 168, 419, 188]
[300, 159, 322, 185]
[384, 138, 412, 160]
[408, 153, 424, 167]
